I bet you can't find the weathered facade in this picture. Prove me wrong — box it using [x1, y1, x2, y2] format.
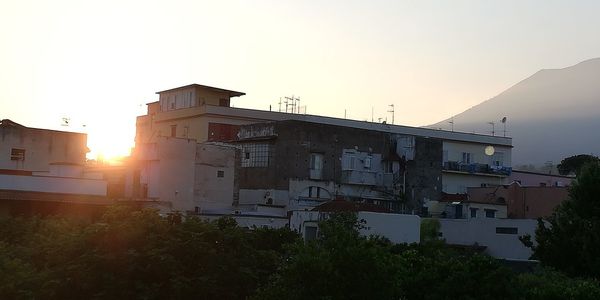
[235, 120, 442, 213]
[0, 119, 88, 172]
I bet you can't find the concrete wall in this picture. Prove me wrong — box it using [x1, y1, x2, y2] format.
[290, 210, 421, 244]
[443, 172, 505, 194]
[237, 121, 442, 212]
[443, 141, 512, 166]
[0, 174, 107, 196]
[194, 143, 239, 211]
[437, 218, 537, 260]
[0, 121, 87, 171]
[138, 137, 197, 211]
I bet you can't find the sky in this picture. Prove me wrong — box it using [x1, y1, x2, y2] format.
[1, 0, 600, 159]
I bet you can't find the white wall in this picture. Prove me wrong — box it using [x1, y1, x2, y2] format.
[443, 141, 512, 166]
[442, 172, 505, 194]
[290, 210, 421, 244]
[358, 211, 421, 244]
[194, 143, 238, 211]
[437, 218, 537, 260]
[0, 174, 107, 196]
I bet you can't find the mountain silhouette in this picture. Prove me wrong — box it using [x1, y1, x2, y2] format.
[430, 58, 600, 166]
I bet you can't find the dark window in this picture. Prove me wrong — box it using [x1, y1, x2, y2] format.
[455, 204, 463, 219]
[219, 98, 230, 107]
[470, 208, 478, 218]
[485, 209, 496, 218]
[305, 226, 318, 241]
[170, 125, 177, 137]
[241, 144, 271, 167]
[11, 148, 25, 161]
[217, 170, 224, 178]
[496, 227, 518, 234]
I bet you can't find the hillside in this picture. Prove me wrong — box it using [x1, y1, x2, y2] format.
[430, 58, 600, 166]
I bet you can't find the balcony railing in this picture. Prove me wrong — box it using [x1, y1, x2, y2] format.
[443, 161, 511, 176]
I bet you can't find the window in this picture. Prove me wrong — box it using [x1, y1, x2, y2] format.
[364, 156, 372, 169]
[496, 227, 518, 234]
[170, 125, 177, 137]
[470, 208, 478, 218]
[308, 186, 322, 198]
[11, 148, 25, 161]
[485, 209, 496, 218]
[241, 143, 271, 167]
[217, 170, 224, 178]
[461, 152, 472, 164]
[310, 153, 324, 179]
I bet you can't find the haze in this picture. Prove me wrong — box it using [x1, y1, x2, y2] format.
[2, 0, 600, 159]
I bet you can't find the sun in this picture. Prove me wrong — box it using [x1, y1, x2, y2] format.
[86, 128, 134, 165]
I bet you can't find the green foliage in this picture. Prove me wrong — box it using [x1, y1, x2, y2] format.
[0, 205, 300, 299]
[420, 218, 441, 243]
[557, 154, 600, 175]
[527, 162, 600, 278]
[2, 206, 599, 299]
[516, 268, 600, 300]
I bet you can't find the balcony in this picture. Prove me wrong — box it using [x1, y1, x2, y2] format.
[443, 161, 511, 177]
[340, 170, 381, 186]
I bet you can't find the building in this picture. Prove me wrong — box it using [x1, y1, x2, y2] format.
[235, 120, 441, 214]
[133, 136, 240, 213]
[132, 84, 513, 217]
[510, 170, 574, 187]
[467, 182, 569, 219]
[1, 119, 88, 172]
[0, 119, 109, 216]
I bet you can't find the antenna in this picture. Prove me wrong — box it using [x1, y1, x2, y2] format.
[388, 104, 395, 125]
[488, 121, 495, 136]
[278, 97, 282, 112]
[448, 116, 455, 132]
[61, 117, 70, 127]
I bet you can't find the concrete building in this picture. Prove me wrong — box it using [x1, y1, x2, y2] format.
[1, 119, 88, 172]
[509, 170, 574, 187]
[235, 120, 441, 214]
[467, 182, 569, 219]
[0, 119, 109, 216]
[133, 84, 513, 217]
[438, 192, 508, 219]
[133, 136, 240, 213]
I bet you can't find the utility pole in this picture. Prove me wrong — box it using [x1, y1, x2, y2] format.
[388, 104, 395, 125]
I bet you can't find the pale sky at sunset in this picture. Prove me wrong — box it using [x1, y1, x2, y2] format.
[1, 0, 599, 159]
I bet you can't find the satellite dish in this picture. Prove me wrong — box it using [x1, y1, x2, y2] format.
[501, 117, 507, 123]
[484, 145, 495, 156]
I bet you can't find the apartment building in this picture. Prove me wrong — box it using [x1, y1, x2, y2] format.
[132, 84, 513, 216]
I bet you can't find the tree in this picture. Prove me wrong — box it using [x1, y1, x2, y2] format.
[524, 161, 600, 278]
[557, 154, 600, 175]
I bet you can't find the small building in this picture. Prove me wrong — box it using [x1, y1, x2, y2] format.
[509, 170, 574, 187]
[1, 119, 88, 172]
[438, 192, 508, 219]
[467, 182, 569, 219]
[0, 119, 108, 216]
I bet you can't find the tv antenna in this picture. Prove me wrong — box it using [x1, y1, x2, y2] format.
[61, 117, 70, 127]
[488, 121, 495, 136]
[448, 116, 455, 132]
[388, 104, 395, 125]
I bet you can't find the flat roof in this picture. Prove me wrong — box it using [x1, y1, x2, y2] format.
[156, 84, 245, 97]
